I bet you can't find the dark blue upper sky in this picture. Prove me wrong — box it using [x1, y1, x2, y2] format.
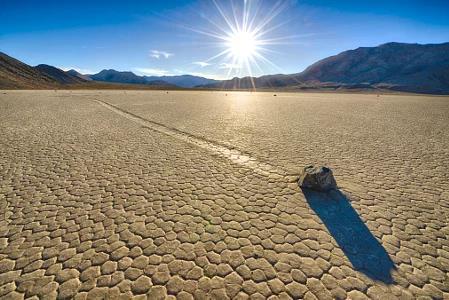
[1, 0, 449, 79]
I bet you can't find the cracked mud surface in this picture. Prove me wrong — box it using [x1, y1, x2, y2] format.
[0, 90, 448, 299]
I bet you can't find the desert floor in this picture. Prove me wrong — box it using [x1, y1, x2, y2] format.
[0, 90, 448, 299]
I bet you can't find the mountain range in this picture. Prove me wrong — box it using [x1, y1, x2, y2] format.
[0, 52, 176, 90]
[1, 42, 449, 94]
[143, 75, 219, 88]
[87, 69, 218, 88]
[204, 42, 449, 94]
[0, 53, 83, 89]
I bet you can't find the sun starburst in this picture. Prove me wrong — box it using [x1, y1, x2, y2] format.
[188, 0, 291, 89]
[226, 30, 258, 60]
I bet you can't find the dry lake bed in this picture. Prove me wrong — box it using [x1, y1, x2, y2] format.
[0, 90, 448, 299]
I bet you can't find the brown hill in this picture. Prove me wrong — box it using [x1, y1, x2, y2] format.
[202, 42, 449, 94]
[35, 64, 86, 84]
[298, 42, 449, 94]
[66, 69, 93, 81]
[0, 52, 59, 88]
[0, 52, 179, 90]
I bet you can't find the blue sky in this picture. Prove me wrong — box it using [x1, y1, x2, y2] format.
[1, 0, 449, 79]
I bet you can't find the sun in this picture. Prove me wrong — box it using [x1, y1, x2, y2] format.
[185, 0, 292, 87]
[227, 30, 258, 60]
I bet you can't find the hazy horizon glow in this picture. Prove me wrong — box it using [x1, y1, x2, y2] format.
[1, 0, 449, 79]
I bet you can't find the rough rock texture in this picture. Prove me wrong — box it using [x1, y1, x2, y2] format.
[298, 166, 338, 192]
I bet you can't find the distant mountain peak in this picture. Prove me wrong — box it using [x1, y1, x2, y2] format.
[66, 69, 92, 81]
[202, 42, 449, 94]
[86, 69, 218, 88]
[142, 74, 218, 88]
[298, 42, 449, 92]
[34, 64, 86, 84]
[90, 69, 148, 84]
[2, 42, 449, 93]
[0, 51, 177, 89]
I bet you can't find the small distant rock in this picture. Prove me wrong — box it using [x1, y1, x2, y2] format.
[298, 165, 337, 192]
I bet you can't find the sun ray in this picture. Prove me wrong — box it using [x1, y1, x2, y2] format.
[244, 58, 256, 90]
[182, 0, 295, 83]
[251, 1, 286, 36]
[212, 0, 238, 34]
[201, 13, 236, 37]
[249, 55, 264, 75]
[247, 1, 262, 32]
[179, 25, 228, 41]
[258, 33, 320, 44]
[242, 0, 249, 31]
[230, 0, 241, 33]
[253, 51, 281, 71]
[253, 19, 291, 39]
[204, 49, 232, 63]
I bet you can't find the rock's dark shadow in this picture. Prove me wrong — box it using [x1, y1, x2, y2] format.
[302, 188, 396, 283]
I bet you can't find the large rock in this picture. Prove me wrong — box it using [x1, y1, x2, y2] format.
[298, 166, 337, 192]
